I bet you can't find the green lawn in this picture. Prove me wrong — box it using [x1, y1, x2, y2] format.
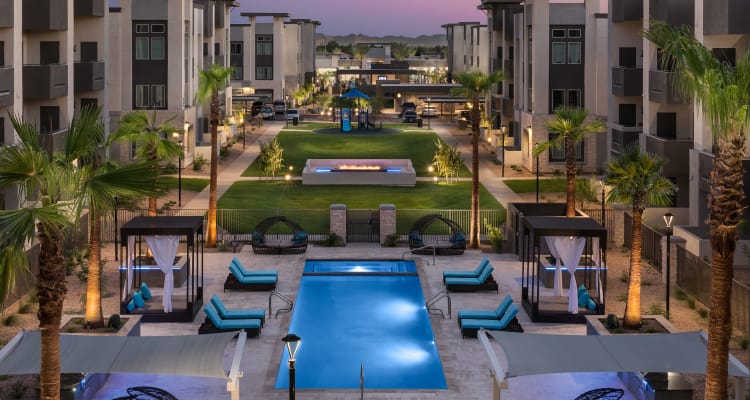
[242, 125, 469, 178]
[504, 178, 584, 193]
[158, 177, 209, 192]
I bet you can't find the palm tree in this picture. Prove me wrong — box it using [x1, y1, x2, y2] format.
[450, 70, 505, 248]
[644, 22, 750, 400]
[390, 42, 415, 61]
[352, 44, 369, 68]
[196, 64, 233, 247]
[534, 106, 605, 217]
[115, 111, 182, 216]
[604, 145, 675, 329]
[68, 107, 159, 328]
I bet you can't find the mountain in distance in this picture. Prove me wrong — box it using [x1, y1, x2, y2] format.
[315, 33, 447, 48]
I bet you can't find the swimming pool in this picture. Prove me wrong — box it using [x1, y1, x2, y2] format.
[274, 260, 447, 390]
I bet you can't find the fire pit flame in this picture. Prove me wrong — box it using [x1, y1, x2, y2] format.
[337, 164, 383, 170]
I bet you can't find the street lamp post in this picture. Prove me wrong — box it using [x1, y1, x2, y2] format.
[177, 140, 183, 207]
[663, 213, 674, 319]
[535, 149, 540, 203]
[241, 85, 255, 149]
[282, 334, 302, 400]
[599, 178, 606, 229]
[500, 125, 507, 177]
[426, 96, 431, 129]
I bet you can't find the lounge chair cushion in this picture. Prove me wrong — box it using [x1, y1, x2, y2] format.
[132, 292, 145, 308]
[578, 291, 589, 308]
[409, 231, 423, 247]
[230, 265, 277, 284]
[578, 284, 587, 296]
[210, 294, 266, 321]
[292, 232, 307, 245]
[252, 231, 264, 244]
[139, 282, 152, 300]
[450, 232, 466, 247]
[443, 258, 490, 279]
[458, 294, 513, 320]
[126, 299, 136, 312]
[231, 258, 278, 277]
[445, 265, 494, 286]
[204, 304, 261, 330]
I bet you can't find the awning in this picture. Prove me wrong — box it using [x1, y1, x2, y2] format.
[482, 330, 749, 378]
[0, 330, 242, 379]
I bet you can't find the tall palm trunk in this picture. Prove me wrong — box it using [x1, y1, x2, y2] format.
[206, 93, 220, 247]
[565, 137, 576, 217]
[84, 207, 104, 328]
[704, 134, 743, 400]
[37, 227, 67, 400]
[623, 207, 643, 329]
[469, 96, 481, 248]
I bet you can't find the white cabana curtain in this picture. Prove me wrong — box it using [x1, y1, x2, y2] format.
[144, 235, 180, 312]
[592, 237, 604, 300]
[122, 236, 136, 301]
[554, 236, 587, 314]
[544, 237, 564, 296]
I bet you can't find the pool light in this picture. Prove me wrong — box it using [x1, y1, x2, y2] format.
[282, 333, 302, 400]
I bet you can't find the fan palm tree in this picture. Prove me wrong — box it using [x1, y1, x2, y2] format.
[534, 106, 605, 217]
[352, 44, 369, 68]
[450, 70, 505, 248]
[196, 64, 233, 247]
[114, 111, 182, 216]
[69, 107, 160, 329]
[604, 145, 675, 329]
[644, 22, 750, 400]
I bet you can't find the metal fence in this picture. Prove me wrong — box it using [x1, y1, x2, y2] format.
[623, 212, 663, 271]
[676, 245, 750, 334]
[396, 209, 506, 241]
[580, 207, 616, 247]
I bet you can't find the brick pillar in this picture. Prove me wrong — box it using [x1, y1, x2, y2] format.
[379, 204, 396, 244]
[330, 204, 347, 244]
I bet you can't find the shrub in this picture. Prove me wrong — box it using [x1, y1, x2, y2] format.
[605, 314, 619, 329]
[675, 289, 688, 301]
[193, 154, 207, 171]
[646, 303, 664, 316]
[322, 232, 344, 247]
[738, 336, 749, 350]
[619, 271, 629, 283]
[220, 146, 230, 159]
[108, 314, 122, 330]
[3, 314, 19, 326]
[216, 240, 231, 252]
[17, 302, 34, 314]
[697, 308, 708, 318]
[687, 298, 696, 309]
[383, 234, 399, 247]
[616, 293, 627, 302]
[484, 218, 505, 253]
[162, 162, 178, 174]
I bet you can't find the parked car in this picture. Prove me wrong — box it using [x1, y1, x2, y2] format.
[403, 110, 418, 123]
[261, 106, 274, 120]
[400, 102, 417, 117]
[286, 108, 302, 121]
[273, 100, 286, 114]
[421, 107, 438, 118]
[250, 101, 263, 116]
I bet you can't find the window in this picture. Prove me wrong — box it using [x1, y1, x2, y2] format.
[214, 43, 220, 56]
[150, 37, 165, 59]
[135, 37, 149, 60]
[552, 29, 566, 38]
[256, 66, 273, 80]
[0, 41, 5, 67]
[549, 133, 584, 162]
[135, 85, 167, 109]
[567, 89, 581, 107]
[151, 85, 166, 108]
[552, 89, 565, 110]
[135, 24, 149, 33]
[567, 29, 581, 38]
[150, 24, 165, 33]
[231, 67, 243, 80]
[256, 35, 272, 56]
[551, 43, 565, 64]
[0, 117, 4, 145]
[135, 85, 149, 107]
[567, 42, 581, 64]
[230, 42, 242, 55]
[203, 43, 208, 56]
[712, 48, 736, 68]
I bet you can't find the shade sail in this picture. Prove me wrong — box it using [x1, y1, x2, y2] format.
[340, 88, 370, 99]
[0, 330, 239, 379]
[486, 330, 749, 378]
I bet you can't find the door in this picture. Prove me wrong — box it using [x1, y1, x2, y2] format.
[40, 41, 60, 64]
[40, 106, 60, 134]
[347, 209, 379, 242]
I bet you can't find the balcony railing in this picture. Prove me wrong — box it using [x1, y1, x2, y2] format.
[23, 0, 68, 31]
[611, 0, 642, 22]
[503, 59, 513, 79]
[74, 0, 104, 17]
[611, 128, 640, 154]
[645, 135, 693, 176]
[611, 66, 642, 96]
[649, 70, 686, 104]
[0, 0, 13, 27]
[39, 128, 68, 155]
[0, 66, 13, 108]
[23, 64, 68, 100]
[703, 0, 750, 34]
[649, 0, 694, 27]
[74, 61, 104, 93]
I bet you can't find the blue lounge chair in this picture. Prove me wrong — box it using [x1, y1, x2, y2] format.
[445, 264, 498, 292]
[198, 303, 262, 337]
[210, 294, 266, 325]
[230, 257, 278, 278]
[224, 264, 277, 291]
[442, 258, 491, 281]
[457, 294, 513, 323]
[460, 304, 523, 338]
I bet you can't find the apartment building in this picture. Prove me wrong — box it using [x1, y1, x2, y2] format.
[444, 22, 488, 81]
[229, 13, 318, 105]
[0, 0, 108, 209]
[109, 0, 235, 165]
[475, 0, 608, 175]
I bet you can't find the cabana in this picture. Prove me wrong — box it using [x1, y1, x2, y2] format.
[251, 215, 307, 255]
[119, 216, 204, 323]
[520, 216, 606, 323]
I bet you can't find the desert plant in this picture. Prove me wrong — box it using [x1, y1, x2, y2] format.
[606, 314, 620, 329]
[675, 288, 688, 301]
[322, 232, 344, 247]
[646, 303, 665, 316]
[616, 293, 628, 302]
[108, 314, 122, 330]
[697, 308, 709, 318]
[619, 270, 629, 283]
[162, 162, 178, 174]
[687, 298, 696, 309]
[2, 314, 19, 326]
[258, 137, 285, 179]
[432, 139, 462, 183]
[383, 234, 399, 247]
[484, 218, 505, 253]
[17, 302, 34, 314]
[738, 336, 749, 350]
[193, 154, 207, 171]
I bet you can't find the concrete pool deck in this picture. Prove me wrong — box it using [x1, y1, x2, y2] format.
[92, 244, 637, 400]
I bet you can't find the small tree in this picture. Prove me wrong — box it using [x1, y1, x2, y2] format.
[258, 137, 284, 179]
[432, 139, 462, 183]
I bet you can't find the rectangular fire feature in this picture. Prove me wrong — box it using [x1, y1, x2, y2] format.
[302, 159, 416, 186]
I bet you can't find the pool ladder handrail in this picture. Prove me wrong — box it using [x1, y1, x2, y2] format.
[425, 289, 451, 319]
[269, 290, 294, 318]
[401, 245, 435, 266]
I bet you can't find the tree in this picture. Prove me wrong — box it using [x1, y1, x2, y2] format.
[196, 64, 233, 247]
[352, 44, 369, 68]
[533, 106, 605, 217]
[390, 42, 414, 61]
[114, 111, 181, 216]
[432, 139, 462, 183]
[450, 70, 504, 248]
[258, 137, 285, 179]
[644, 22, 750, 400]
[604, 145, 675, 329]
[0, 111, 157, 399]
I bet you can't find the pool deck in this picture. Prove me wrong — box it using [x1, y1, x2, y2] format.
[92, 244, 637, 400]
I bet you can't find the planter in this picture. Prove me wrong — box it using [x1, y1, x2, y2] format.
[585, 315, 693, 400]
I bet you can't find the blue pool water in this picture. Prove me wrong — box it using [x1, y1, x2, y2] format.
[274, 260, 447, 390]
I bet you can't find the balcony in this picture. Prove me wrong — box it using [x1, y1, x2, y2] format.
[203, 55, 213, 68]
[501, 96, 514, 117]
[649, 0, 693, 27]
[215, 4, 226, 28]
[611, 0, 642, 22]
[38, 128, 68, 155]
[0, 67, 13, 108]
[704, 0, 750, 34]
[612, 66, 642, 96]
[74, 61, 104, 93]
[203, 5, 214, 37]
[611, 128, 641, 154]
[0, 0, 13, 27]
[503, 59, 513, 79]
[23, 64, 68, 100]
[23, 0, 68, 31]
[649, 70, 686, 104]
[645, 135, 693, 176]
[74, 0, 104, 17]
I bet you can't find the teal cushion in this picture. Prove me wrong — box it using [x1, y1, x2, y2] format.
[133, 292, 145, 308]
[126, 299, 135, 312]
[452, 232, 465, 242]
[578, 291, 590, 308]
[139, 282, 152, 300]
[409, 231, 423, 247]
[578, 284, 587, 296]
[293, 232, 307, 244]
[252, 231, 264, 244]
[587, 298, 597, 310]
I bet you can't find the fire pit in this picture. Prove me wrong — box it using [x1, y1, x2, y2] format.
[302, 159, 416, 186]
